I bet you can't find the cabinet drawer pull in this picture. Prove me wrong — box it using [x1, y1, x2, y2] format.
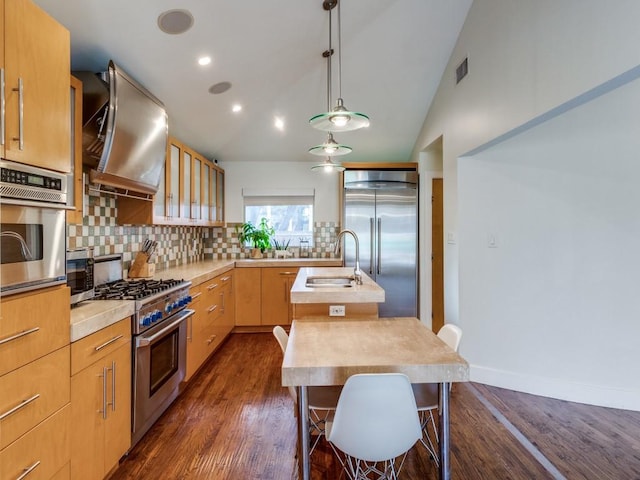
[94, 334, 124, 352]
[221, 276, 231, 282]
[191, 292, 203, 300]
[207, 305, 218, 313]
[207, 283, 219, 291]
[279, 271, 296, 276]
[206, 335, 217, 345]
[15, 460, 40, 480]
[0, 327, 40, 346]
[0, 394, 40, 420]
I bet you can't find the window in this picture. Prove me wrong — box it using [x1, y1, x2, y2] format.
[243, 189, 314, 246]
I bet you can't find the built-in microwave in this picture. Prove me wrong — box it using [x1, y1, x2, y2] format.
[67, 247, 95, 305]
[0, 159, 68, 296]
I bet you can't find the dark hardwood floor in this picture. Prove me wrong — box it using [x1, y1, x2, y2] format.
[109, 333, 640, 479]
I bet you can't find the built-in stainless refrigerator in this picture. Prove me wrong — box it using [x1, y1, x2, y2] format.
[342, 170, 418, 317]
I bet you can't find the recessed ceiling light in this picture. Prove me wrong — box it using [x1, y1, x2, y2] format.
[232, 104, 242, 113]
[157, 9, 194, 35]
[274, 117, 285, 131]
[208, 82, 232, 95]
[198, 56, 211, 66]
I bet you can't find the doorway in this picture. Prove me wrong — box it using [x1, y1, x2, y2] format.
[431, 178, 444, 333]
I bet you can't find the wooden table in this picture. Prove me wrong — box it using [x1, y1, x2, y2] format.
[281, 317, 469, 480]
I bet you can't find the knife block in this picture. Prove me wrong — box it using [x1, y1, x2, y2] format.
[128, 252, 156, 278]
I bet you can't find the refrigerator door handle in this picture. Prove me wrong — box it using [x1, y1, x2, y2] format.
[369, 217, 374, 274]
[377, 218, 382, 275]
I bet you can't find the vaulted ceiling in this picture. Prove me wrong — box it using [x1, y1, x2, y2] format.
[34, 0, 472, 165]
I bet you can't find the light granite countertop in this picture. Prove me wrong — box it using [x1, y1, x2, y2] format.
[290, 267, 385, 304]
[70, 258, 343, 342]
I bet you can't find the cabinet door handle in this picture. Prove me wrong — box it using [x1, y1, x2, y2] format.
[207, 305, 218, 314]
[0, 394, 40, 420]
[220, 292, 225, 313]
[206, 335, 217, 345]
[1, 68, 5, 146]
[100, 366, 108, 419]
[111, 361, 116, 412]
[0, 327, 40, 346]
[187, 316, 193, 342]
[15, 460, 41, 480]
[94, 334, 124, 352]
[12, 78, 24, 150]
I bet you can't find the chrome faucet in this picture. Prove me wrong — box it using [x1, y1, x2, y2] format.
[334, 229, 362, 285]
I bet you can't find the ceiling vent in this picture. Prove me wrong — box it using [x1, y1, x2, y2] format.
[456, 57, 468, 84]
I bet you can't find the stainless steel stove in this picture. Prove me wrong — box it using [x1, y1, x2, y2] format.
[92, 254, 195, 447]
[94, 278, 192, 334]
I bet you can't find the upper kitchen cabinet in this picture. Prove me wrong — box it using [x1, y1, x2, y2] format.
[1, 0, 70, 172]
[118, 136, 225, 226]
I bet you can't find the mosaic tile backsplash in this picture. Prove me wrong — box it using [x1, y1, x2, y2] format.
[67, 192, 340, 275]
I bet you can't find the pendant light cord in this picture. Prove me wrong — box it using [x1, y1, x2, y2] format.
[326, 5, 333, 111]
[337, 0, 342, 101]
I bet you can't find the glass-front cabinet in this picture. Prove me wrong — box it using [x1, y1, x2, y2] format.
[118, 136, 224, 226]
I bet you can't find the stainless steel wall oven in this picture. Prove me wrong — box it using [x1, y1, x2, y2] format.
[0, 159, 68, 296]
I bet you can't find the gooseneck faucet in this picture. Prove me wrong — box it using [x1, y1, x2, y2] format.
[334, 229, 362, 285]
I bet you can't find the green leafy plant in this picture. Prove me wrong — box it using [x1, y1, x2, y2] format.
[235, 218, 275, 252]
[272, 238, 291, 251]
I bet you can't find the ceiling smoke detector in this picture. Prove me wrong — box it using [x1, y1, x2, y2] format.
[157, 9, 194, 35]
[209, 82, 232, 95]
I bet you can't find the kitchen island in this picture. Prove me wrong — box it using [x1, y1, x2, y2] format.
[289, 267, 385, 319]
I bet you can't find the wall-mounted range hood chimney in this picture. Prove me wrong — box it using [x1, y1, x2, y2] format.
[75, 61, 168, 198]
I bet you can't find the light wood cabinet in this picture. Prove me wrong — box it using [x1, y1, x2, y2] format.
[118, 136, 224, 226]
[185, 271, 235, 381]
[235, 267, 299, 327]
[70, 319, 131, 480]
[0, 285, 71, 480]
[0, 286, 70, 377]
[67, 74, 84, 225]
[0, 404, 71, 480]
[1, 0, 70, 172]
[234, 268, 262, 327]
[261, 268, 299, 326]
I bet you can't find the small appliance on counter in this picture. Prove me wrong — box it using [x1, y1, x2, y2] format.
[67, 247, 95, 305]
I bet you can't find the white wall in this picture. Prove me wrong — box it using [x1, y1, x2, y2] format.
[221, 161, 341, 223]
[412, 0, 640, 409]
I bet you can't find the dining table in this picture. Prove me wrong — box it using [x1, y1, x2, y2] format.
[281, 317, 470, 480]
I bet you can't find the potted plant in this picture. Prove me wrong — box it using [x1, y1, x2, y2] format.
[272, 238, 291, 258]
[235, 218, 274, 259]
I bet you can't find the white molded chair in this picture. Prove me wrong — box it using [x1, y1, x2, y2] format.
[272, 326, 341, 454]
[326, 373, 422, 480]
[412, 323, 463, 466]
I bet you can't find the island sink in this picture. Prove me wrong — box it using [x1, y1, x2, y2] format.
[305, 276, 354, 288]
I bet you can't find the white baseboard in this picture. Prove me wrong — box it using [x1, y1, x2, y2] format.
[470, 365, 640, 412]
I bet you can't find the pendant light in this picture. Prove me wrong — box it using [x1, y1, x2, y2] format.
[309, 0, 370, 132]
[309, 2, 351, 158]
[311, 156, 346, 172]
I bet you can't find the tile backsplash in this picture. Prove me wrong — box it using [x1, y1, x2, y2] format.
[67, 191, 340, 275]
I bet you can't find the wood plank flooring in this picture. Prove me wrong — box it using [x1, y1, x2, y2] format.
[109, 333, 640, 479]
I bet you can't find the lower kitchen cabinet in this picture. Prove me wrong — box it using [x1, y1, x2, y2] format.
[235, 267, 299, 327]
[261, 267, 298, 326]
[70, 319, 131, 480]
[0, 404, 71, 480]
[185, 271, 234, 381]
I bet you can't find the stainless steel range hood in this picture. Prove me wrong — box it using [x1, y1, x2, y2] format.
[75, 61, 168, 197]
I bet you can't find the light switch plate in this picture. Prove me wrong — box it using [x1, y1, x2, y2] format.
[329, 305, 345, 316]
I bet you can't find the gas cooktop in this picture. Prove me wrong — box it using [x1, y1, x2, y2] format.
[94, 278, 187, 301]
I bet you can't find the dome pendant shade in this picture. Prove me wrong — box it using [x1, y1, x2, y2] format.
[309, 98, 370, 132]
[309, 133, 352, 156]
[311, 157, 346, 172]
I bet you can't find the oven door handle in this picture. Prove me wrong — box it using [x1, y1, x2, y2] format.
[136, 309, 195, 348]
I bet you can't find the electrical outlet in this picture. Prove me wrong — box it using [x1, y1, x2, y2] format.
[329, 305, 345, 316]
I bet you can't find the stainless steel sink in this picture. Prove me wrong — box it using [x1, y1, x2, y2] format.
[305, 276, 354, 288]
